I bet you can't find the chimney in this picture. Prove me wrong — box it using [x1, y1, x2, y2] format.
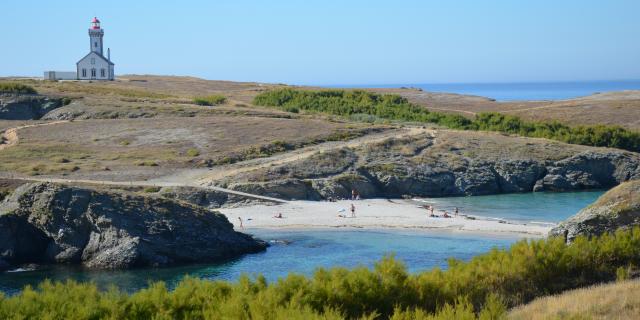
[108, 48, 111, 61]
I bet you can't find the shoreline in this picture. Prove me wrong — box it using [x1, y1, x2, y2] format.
[218, 198, 553, 238]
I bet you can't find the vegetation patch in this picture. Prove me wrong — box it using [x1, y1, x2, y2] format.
[0, 82, 37, 94]
[186, 148, 200, 157]
[3, 228, 640, 319]
[135, 160, 158, 167]
[254, 89, 640, 152]
[142, 186, 161, 193]
[193, 95, 227, 106]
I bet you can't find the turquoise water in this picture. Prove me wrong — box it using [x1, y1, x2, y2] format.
[0, 191, 605, 295]
[416, 190, 605, 224]
[331, 80, 640, 101]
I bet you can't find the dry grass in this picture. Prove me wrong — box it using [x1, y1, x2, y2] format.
[0, 116, 370, 179]
[508, 279, 640, 320]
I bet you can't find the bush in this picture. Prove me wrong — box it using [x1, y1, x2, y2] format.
[186, 148, 200, 157]
[3, 227, 640, 319]
[136, 160, 158, 167]
[0, 82, 37, 94]
[193, 95, 227, 106]
[253, 89, 640, 152]
[143, 186, 161, 193]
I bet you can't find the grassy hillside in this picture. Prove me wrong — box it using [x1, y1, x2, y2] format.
[253, 89, 640, 152]
[509, 279, 640, 319]
[3, 227, 640, 319]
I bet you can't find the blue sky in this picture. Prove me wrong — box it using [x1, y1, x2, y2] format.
[1, 0, 639, 84]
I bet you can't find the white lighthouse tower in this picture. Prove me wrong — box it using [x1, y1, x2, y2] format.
[89, 17, 104, 55]
[77, 17, 115, 80]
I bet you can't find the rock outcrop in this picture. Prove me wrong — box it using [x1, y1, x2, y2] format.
[0, 183, 266, 270]
[217, 132, 640, 200]
[550, 180, 640, 242]
[0, 93, 64, 120]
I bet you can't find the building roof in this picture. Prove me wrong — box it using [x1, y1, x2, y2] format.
[76, 51, 114, 66]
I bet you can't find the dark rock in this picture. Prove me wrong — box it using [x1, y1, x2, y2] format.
[0, 182, 267, 269]
[0, 93, 63, 120]
[218, 136, 640, 201]
[230, 179, 322, 201]
[550, 180, 640, 242]
[159, 186, 278, 209]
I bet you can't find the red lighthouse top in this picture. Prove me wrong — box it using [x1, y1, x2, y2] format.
[91, 17, 101, 29]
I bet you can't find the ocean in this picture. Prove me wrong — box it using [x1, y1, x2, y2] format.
[329, 80, 640, 101]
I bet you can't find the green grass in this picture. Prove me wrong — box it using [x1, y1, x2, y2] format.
[193, 95, 227, 106]
[253, 89, 640, 152]
[0, 82, 37, 94]
[3, 227, 640, 319]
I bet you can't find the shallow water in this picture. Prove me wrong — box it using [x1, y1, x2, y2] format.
[0, 191, 605, 295]
[415, 190, 605, 224]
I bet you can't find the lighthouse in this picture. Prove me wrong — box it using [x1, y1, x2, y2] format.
[76, 17, 115, 80]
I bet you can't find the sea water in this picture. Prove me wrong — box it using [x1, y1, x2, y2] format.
[0, 191, 604, 295]
[331, 80, 640, 101]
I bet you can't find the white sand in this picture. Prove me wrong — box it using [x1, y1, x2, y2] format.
[218, 199, 553, 238]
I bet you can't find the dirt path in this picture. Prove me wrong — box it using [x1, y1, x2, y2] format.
[0, 120, 69, 151]
[174, 126, 437, 185]
[0, 120, 433, 203]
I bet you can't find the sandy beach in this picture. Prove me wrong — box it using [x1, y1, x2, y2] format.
[218, 198, 553, 238]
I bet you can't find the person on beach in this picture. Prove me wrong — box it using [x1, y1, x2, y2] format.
[443, 211, 451, 218]
[273, 213, 283, 219]
[350, 203, 356, 218]
[238, 217, 244, 229]
[454, 207, 459, 216]
[352, 189, 361, 200]
[430, 206, 434, 216]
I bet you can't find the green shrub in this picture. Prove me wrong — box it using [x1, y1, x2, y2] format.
[143, 186, 161, 193]
[186, 148, 200, 157]
[0, 82, 37, 94]
[253, 89, 640, 152]
[3, 227, 640, 319]
[193, 95, 227, 106]
[136, 160, 158, 167]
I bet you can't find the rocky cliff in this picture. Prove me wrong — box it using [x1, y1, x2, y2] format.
[0, 93, 64, 120]
[550, 180, 640, 242]
[0, 183, 266, 271]
[215, 131, 640, 200]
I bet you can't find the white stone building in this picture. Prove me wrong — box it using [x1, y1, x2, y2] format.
[76, 17, 115, 80]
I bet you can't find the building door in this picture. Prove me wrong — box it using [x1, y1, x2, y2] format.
[91, 68, 96, 80]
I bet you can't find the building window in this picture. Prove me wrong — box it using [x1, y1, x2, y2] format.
[95, 42, 98, 48]
[91, 58, 95, 65]
[91, 69, 96, 77]
[101, 69, 105, 77]
[82, 69, 86, 77]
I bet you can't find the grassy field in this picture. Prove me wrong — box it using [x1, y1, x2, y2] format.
[380, 87, 640, 131]
[4, 76, 640, 129]
[0, 116, 373, 179]
[253, 89, 640, 152]
[509, 279, 640, 319]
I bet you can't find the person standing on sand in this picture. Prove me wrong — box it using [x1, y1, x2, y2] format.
[238, 217, 244, 229]
[350, 203, 356, 218]
[455, 207, 459, 216]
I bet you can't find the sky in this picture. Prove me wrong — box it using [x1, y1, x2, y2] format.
[1, 0, 639, 85]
